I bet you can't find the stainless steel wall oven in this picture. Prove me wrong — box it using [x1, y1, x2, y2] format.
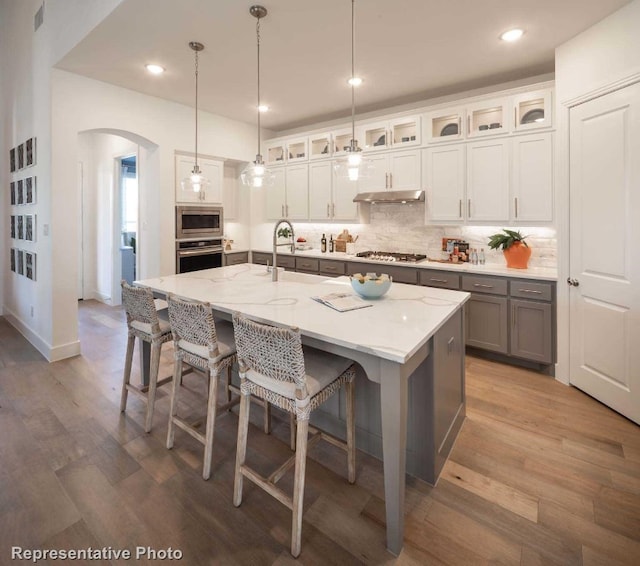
[176, 239, 223, 274]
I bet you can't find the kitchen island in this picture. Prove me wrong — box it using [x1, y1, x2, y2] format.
[136, 263, 469, 555]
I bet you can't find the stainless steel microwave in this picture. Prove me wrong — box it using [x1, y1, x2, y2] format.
[175, 205, 223, 240]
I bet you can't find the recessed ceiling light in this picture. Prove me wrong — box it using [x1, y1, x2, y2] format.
[348, 76, 363, 86]
[258, 104, 270, 112]
[145, 64, 165, 75]
[500, 28, 524, 42]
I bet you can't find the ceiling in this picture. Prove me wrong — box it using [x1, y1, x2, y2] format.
[55, 0, 631, 132]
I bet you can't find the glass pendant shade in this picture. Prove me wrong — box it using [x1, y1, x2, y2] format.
[181, 164, 211, 192]
[241, 155, 275, 188]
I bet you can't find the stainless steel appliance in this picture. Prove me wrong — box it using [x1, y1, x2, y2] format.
[175, 205, 223, 240]
[356, 251, 427, 263]
[176, 238, 223, 273]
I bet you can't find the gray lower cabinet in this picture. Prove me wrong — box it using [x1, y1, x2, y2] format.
[295, 257, 319, 273]
[223, 251, 249, 266]
[509, 298, 553, 364]
[251, 251, 295, 271]
[465, 294, 509, 354]
[319, 259, 346, 277]
[419, 269, 460, 290]
[346, 261, 418, 285]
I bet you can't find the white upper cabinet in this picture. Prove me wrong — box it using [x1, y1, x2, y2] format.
[286, 137, 308, 163]
[266, 164, 309, 220]
[424, 145, 466, 223]
[308, 160, 359, 221]
[360, 115, 421, 152]
[222, 164, 238, 220]
[359, 149, 421, 192]
[265, 140, 287, 165]
[309, 132, 333, 160]
[175, 154, 223, 204]
[466, 98, 510, 138]
[512, 89, 552, 131]
[466, 139, 510, 222]
[332, 126, 359, 158]
[425, 107, 465, 143]
[511, 132, 553, 222]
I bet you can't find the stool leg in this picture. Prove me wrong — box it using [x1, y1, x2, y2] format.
[225, 364, 232, 406]
[166, 354, 182, 449]
[202, 365, 220, 480]
[263, 401, 271, 435]
[120, 334, 135, 412]
[289, 413, 296, 451]
[234, 387, 251, 507]
[346, 379, 356, 484]
[291, 416, 309, 558]
[144, 339, 162, 433]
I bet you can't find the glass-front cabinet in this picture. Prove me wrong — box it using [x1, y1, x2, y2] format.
[333, 127, 358, 157]
[466, 98, 509, 138]
[309, 132, 333, 159]
[360, 115, 421, 151]
[512, 89, 552, 131]
[265, 140, 286, 165]
[425, 107, 465, 143]
[286, 137, 307, 162]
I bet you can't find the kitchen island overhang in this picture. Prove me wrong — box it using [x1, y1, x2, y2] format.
[136, 264, 469, 556]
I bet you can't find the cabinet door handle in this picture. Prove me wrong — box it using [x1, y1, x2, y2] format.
[459, 199, 462, 218]
[389, 172, 393, 188]
[281, 204, 284, 216]
[324, 266, 337, 271]
[430, 278, 448, 283]
[515, 197, 519, 218]
[467, 115, 471, 135]
[332, 203, 335, 217]
[468, 198, 471, 217]
[447, 336, 455, 354]
[514, 107, 518, 129]
[327, 203, 330, 218]
[473, 283, 494, 289]
[457, 117, 462, 137]
[512, 304, 516, 328]
[286, 204, 289, 217]
[518, 288, 542, 294]
[385, 172, 389, 189]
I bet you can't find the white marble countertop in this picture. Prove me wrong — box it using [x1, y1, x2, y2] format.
[137, 264, 469, 364]
[251, 248, 558, 281]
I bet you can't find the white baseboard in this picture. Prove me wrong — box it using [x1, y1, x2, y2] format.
[3, 308, 81, 362]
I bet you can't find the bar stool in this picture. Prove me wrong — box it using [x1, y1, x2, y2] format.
[120, 280, 173, 433]
[166, 293, 239, 480]
[231, 312, 357, 558]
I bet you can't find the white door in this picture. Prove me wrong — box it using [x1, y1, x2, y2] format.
[332, 168, 359, 221]
[266, 167, 286, 220]
[511, 133, 553, 222]
[175, 155, 223, 203]
[467, 139, 510, 221]
[285, 164, 309, 220]
[308, 161, 333, 220]
[424, 145, 465, 223]
[569, 82, 640, 425]
[358, 153, 388, 192]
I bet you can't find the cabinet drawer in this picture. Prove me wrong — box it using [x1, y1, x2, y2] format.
[276, 255, 296, 270]
[251, 252, 271, 266]
[462, 275, 507, 296]
[224, 252, 249, 266]
[419, 270, 461, 290]
[509, 280, 553, 302]
[295, 257, 319, 273]
[319, 260, 346, 277]
[348, 262, 418, 285]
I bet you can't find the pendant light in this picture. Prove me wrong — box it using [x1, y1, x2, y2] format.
[181, 41, 210, 193]
[334, 0, 371, 182]
[241, 5, 275, 188]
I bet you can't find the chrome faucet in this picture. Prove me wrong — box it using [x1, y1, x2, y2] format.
[272, 219, 295, 281]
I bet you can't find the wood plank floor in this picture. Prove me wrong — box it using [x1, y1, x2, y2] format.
[1, 299, 639, 565]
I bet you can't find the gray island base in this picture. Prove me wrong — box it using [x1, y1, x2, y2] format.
[137, 264, 469, 555]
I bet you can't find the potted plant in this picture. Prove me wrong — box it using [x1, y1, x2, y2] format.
[488, 229, 531, 269]
[277, 226, 292, 243]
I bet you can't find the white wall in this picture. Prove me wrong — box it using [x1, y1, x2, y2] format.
[554, 0, 640, 384]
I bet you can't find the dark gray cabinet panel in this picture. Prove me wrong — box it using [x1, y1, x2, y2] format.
[295, 257, 319, 273]
[465, 295, 509, 354]
[319, 259, 346, 277]
[223, 251, 249, 266]
[462, 275, 508, 296]
[510, 299, 553, 363]
[251, 251, 294, 270]
[251, 251, 271, 265]
[509, 280, 553, 301]
[419, 269, 461, 290]
[346, 261, 418, 285]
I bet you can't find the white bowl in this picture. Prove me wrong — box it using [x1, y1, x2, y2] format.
[350, 273, 392, 299]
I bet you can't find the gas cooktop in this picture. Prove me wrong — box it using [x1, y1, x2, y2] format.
[356, 251, 427, 263]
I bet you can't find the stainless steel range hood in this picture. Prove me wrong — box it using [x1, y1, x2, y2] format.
[353, 189, 425, 204]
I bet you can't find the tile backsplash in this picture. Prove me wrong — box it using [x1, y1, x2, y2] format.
[289, 202, 557, 268]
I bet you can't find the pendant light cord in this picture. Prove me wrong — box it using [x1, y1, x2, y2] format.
[256, 15, 262, 157]
[194, 48, 199, 168]
[351, 0, 356, 145]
